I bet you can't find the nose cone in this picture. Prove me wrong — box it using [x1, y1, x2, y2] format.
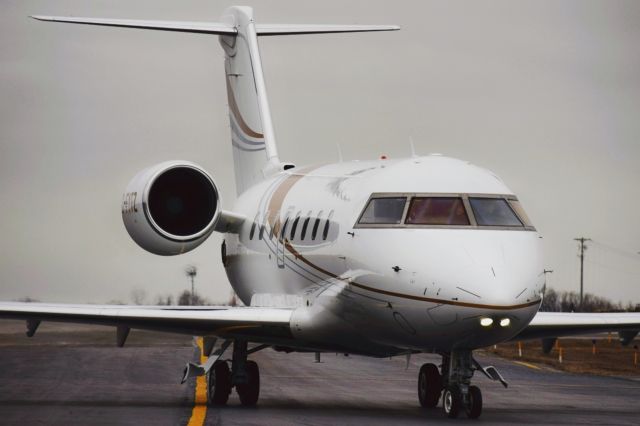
[412, 230, 543, 347]
[447, 230, 543, 306]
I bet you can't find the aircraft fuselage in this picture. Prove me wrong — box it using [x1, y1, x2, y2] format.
[224, 155, 544, 355]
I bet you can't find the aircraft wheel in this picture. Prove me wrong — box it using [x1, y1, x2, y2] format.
[237, 360, 260, 406]
[418, 363, 442, 408]
[207, 361, 231, 406]
[465, 385, 482, 419]
[442, 385, 461, 418]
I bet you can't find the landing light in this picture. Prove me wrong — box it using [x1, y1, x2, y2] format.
[500, 318, 511, 327]
[480, 317, 493, 327]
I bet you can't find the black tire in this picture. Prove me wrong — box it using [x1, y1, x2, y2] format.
[418, 363, 442, 408]
[237, 360, 260, 406]
[465, 385, 482, 419]
[442, 385, 461, 418]
[207, 361, 231, 406]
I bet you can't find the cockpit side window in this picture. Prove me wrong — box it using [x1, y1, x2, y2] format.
[508, 199, 533, 227]
[469, 198, 522, 227]
[405, 197, 469, 225]
[358, 197, 406, 224]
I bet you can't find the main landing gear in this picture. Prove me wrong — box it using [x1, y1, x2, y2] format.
[418, 350, 488, 419]
[207, 340, 261, 407]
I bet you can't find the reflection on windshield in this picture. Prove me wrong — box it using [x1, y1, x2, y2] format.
[469, 198, 522, 226]
[405, 197, 470, 225]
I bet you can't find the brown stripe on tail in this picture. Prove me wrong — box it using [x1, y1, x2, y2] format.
[226, 75, 264, 139]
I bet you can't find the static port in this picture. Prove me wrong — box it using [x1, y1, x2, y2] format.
[500, 318, 511, 327]
[480, 317, 493, 327]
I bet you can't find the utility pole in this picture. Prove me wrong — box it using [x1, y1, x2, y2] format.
[574, 237, 591, 310]
[185, 266, 197, 305]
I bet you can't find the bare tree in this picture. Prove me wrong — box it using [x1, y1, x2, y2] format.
[178, 290, 192, 306]
[177, 289, 206, 306]
[540, 288, 559, 312]
[16, 297, 39, 303]
[130, 288, 147, 305]
[541, 287, 632, 313]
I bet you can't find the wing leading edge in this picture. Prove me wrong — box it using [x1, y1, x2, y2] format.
[0, 302, 294, 345]
[514, 312, 640, 341]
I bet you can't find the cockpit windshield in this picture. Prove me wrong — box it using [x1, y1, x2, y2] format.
[356, 193, 535, 230]
[405, 197, 469, 225]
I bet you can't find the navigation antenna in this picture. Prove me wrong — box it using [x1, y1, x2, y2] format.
[409, 136, 417, 158]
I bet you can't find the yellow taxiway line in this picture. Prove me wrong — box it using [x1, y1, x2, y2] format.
[187, 337, 208, 426]
[513, 360, 542, 370]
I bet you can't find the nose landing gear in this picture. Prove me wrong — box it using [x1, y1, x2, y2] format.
[418, 350, 485, 419]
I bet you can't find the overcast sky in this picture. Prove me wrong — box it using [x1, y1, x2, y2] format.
[1, 0, 639, 305]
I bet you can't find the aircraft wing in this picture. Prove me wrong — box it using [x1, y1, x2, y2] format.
[0, 302, 294, 346]
[514, 312, 640, 342]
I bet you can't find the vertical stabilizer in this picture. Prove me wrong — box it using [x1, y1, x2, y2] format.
[219, 7, 279, 195]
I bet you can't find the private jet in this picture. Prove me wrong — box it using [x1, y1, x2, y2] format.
[2, 6, 639, 419]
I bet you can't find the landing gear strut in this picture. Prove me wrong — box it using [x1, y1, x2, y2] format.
[417, 350, 483, 419]
[206, 339, 261, 407]
[441, 350, 482, 419]
[232, 340, 260, 406]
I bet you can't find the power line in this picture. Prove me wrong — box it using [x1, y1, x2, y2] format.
[585, 259, 640, 277]
[591, 240, 640, 263]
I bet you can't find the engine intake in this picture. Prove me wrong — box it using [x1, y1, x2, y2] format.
[147, 166, 217, 237]
[122, 161, 220, 255]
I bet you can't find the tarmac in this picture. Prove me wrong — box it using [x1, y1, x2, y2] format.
[0, 321, 639, 425]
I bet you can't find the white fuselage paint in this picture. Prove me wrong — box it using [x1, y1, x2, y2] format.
[223, 155, 544, 356]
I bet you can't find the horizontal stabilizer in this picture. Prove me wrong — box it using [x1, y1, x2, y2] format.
[30, 16, 400, 36]
[254, 24, 400, 35]
[30, 16, 237, 35]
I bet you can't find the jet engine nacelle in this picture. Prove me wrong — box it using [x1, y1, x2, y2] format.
[122, 161, 220, 256]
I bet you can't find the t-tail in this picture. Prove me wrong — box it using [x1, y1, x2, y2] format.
[31, 6, 399, 194]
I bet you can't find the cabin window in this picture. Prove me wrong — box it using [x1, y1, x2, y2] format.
[405, 197, 469, 226]
[312, 218, 321, 240]
[249, 214, 258, 240]
[290, 214, 301, 240]
[258, 213, 266, 240]
[301, 215, 311, 240]
[469, 198, 522, 227]
[322, 210, 334, 240]
[358, 197, 406, 224]
[312, 211, 324, 240]
[280, 217, 290, 240]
